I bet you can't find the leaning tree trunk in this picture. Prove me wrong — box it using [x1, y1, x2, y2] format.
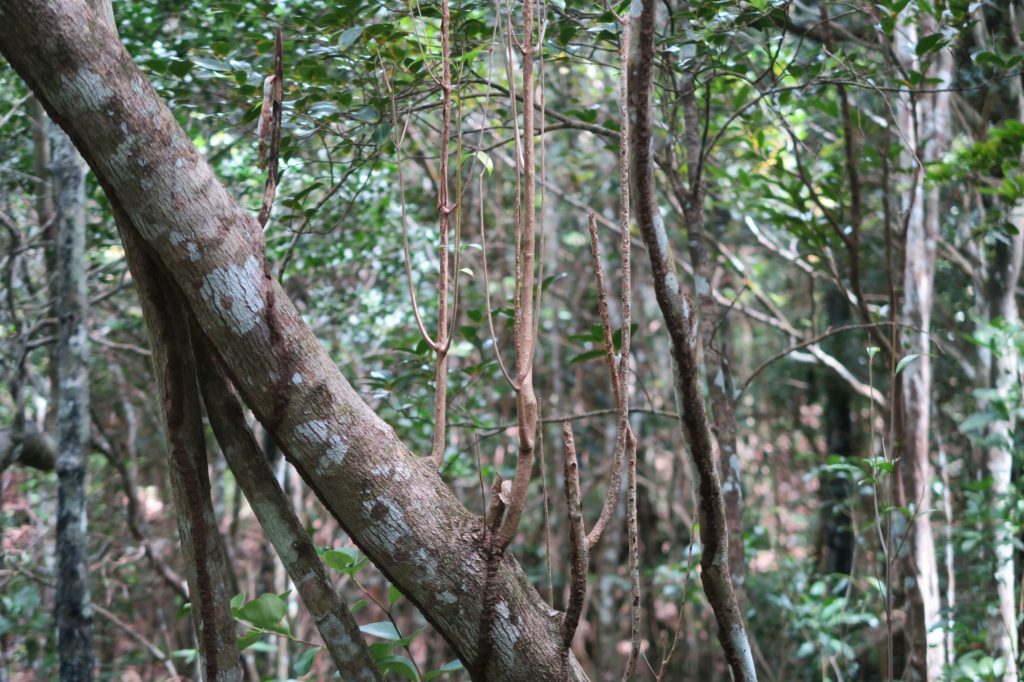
[895, 6, 952, 677]
[0, 2, 586, 678]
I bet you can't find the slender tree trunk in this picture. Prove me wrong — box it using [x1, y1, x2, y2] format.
[820, 288, 854, 577]
[51, 116, 94, 682]
[984, 202, 1023, 680]
[626, 0, 754, 678]
[895, 7, 952, 677]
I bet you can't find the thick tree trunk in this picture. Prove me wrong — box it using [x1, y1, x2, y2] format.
[50, 112, 94, 682]
[895, 8, 952, 677]
[0, 2, 585, 678]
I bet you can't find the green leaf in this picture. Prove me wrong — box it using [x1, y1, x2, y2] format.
[294, 647, 319, 675]
[475, 150, 493, 175]
[237, 630, 264, 650]
[194, 57, 230, 72]
[230, 592, 245, 610]
[425, 659, 465, 680]
[378, 655, 419, 681]
[915, 33, 946, 57]
[959, 412, 994, 434]
[388, 584, 403, 607]
[323, 547, 360, 572]
[369, 641, 392, 660]
[351, 107, 379, 123]
[236, 593, 287, 631]
[569, 348, 605, 364]
[338, 26, 363, 50]
[894, 353, 923, 376]
[360, 621, 402, 641]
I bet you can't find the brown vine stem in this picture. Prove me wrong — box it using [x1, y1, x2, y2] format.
[627, 0, 755, 678]
[493, 0, 539, 554]
[430, 0, 453, 468]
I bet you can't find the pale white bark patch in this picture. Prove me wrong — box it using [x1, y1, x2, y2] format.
[361, 496, 411, 553]
[437, 591, 457, 604]
[493, 601, 521, 669]
[413, 548, 438, 580]
[291, 373, 303, 385]
[199, 256, 265, 334]
[728, 624, 757, 681]
[62, 68, 112, 110]
[369, 461, 412, 482]
[294, 419, 348, 474]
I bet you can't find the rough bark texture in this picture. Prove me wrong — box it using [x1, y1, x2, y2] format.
[194, 336, 382, 681]
[51, 111, 94, 682]
[626, 0, 755, 679]
[0, 2, 585, 678]
[895, 8, 951, 677]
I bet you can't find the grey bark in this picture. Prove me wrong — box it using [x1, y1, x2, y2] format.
[0, 2, 586, 678]
[50, 106, 94, 682]
[193, 333, 382, 681]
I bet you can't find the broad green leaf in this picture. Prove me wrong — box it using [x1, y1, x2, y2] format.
[360, 621, 402, 641]
[338, 26, 363, 50]
[569, 348, 605, 364]
[236, 593, 287, 632]
[378, 655, 419, 681]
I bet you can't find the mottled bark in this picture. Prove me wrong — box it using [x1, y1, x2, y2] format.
[119, 226, 242, 682]
[193, 335, 382, 681]
[50, 119, 94, 682]
[895, 7, 951, 677]
[0, 2, 585, 678]
[626, 0, 754, 679]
